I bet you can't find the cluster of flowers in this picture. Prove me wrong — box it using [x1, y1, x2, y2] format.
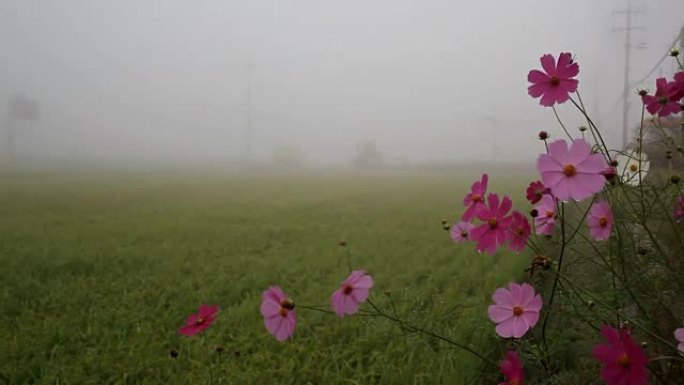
[174, 51, 684, 385]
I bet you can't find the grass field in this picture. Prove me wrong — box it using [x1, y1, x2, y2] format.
[0, 170, 532, 384]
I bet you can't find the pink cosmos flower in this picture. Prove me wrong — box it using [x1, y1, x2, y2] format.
[525, 180, 550, 204]
[469, 193, 514, 254]
[587, 201, 613, 241]
[674, 196, 684, 223]
[533, 194, 556, 236]
[527, 52, 579, 107]
[462, 174, 489, 221]
[178, 304, 219, 336]
[499, 351, 525, 385]
[260, 286, 297, 341]
[592, 325, 649, 385]
[537, 138, 607, 201]
[506, 211, 530, 253]
[450, 221, 474, 243]
[641, 77, 682, 117]
[331, 270, 373, 317]
[675, 328, 684, 354]
[488, 282, 542, 339]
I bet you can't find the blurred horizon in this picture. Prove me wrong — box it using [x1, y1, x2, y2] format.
[1, 0, 683, 171]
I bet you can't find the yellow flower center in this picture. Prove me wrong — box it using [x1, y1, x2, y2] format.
[617, 352, 630, 367]
[629, 164, 638, 172]
[563, 164, 577, 177]
[488, 218, 498, 229]
[195, 317, 205, 325]
[471, 194, 481, 203]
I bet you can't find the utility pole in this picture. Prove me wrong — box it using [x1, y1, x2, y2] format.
[613, 1, 645, 149]
[244, 63, 254, 164]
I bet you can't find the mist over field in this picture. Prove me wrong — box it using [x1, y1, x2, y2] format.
[1, 0, 683, 171]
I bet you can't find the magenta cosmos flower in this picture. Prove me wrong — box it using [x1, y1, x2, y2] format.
[488, 282, 542, 339]
[260, 286, 297, 341]
[506, 211, 530, 253]
[537, 138, 606, 201]
[527, 52, 579, 107]
[673, 72, 684, 101]
[499, 351, 525, 385]
[641, 77, 682, 117]
[592, 325, 649, 385]
[450, 221, 474, 243]
[674, 196, 684, 223]
[525, 180, 550, 204]
[178, 304, 219, 336]
[587, 201, 613, 241]
[533, 194, 556, 236]
[675, 328, 684, 354]
[470, 193, 514, 254]
[462, 173, 489, 221]
[331, 270, 373, 317]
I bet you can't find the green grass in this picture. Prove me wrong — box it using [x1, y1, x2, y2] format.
[0, 171, 531, 384]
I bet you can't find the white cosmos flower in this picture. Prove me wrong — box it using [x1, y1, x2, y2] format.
[616, 151, 649, 186]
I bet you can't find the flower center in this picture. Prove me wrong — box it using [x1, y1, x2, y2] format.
[513, 306, 524, 316]
[471, 194, 481, 203]
[488, 218, 498, 229]
[599, 217, 608, 227]
[563, 164, 577, 177]
[343, 285, 353, 295]
[658, 96, 668, 105]
[545, 210, 554, 218]
[195, 317, 205, 325]
[509, 379, 521, 385]
[517, 228, 525, 236]
[617, 352, 630, 367]
[278, 307, 289, 317]
[460, 231, 468, 238]
[629, 164, 638, 172]
[549, 76, 560, 86]
[280, 298, 295, 310]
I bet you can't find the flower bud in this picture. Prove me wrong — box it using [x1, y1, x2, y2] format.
[338, 240, 347, 247]
[383, 289, 392, 297]
[587, 300, 595, 308]
[579, 126, 588, 132]
[637, 247, 648, 255]
[216, 345, 224, 353]
[640, 341, 648, 349]
[538, 131, 549, 140]
[666, 150, 673, 159]
[170, 349, 179, 358]
[671, 48, 680, 57]
[637, 89, 648, 97]
[530, 209, 539, 218]
[671, 175, 681, 185]
[609, 159, 619, 167]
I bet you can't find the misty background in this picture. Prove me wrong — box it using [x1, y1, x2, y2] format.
[1, 0, 683, 170]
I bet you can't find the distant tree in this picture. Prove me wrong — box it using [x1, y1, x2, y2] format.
[271, 146, 306, 168]
[353, 140, 384, 169]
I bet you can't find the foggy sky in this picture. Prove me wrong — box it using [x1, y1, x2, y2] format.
[1, 0, 683, 168]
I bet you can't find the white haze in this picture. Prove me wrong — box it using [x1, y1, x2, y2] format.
[1, 0, 683, 169]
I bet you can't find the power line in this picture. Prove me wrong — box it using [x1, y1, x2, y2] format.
[630, 29, 682, 88]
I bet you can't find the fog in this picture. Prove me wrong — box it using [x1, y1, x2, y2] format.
[1, 0, 683, 170]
